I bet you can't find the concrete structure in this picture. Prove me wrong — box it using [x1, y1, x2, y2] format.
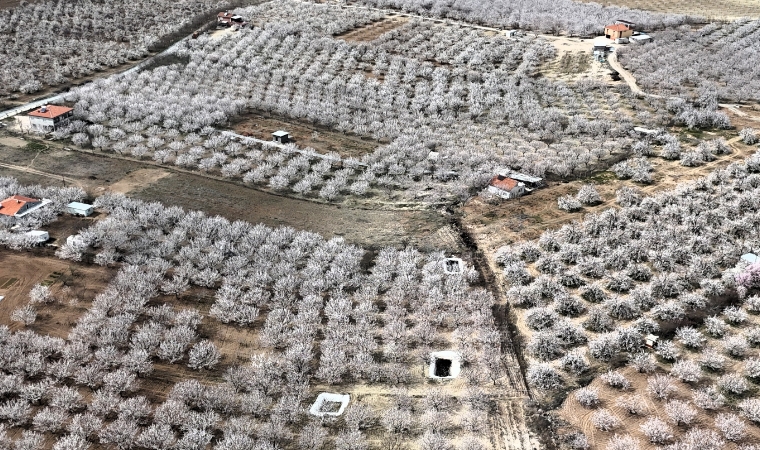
[27, 105, 73, 133]
[604, 23, 634, 40]
[630, 34, 653, 44]
[272, 130, 290, 144]
[66, 202, 94, 217]
[442, 257, 463, 274]
[487, 174, 525, 199]
[645, 334, 659, 349]
[25, 230, 49, 244]
[0, 195, 45, 217]
[428, 351, 461, 380]
[309, 393, 350, 417]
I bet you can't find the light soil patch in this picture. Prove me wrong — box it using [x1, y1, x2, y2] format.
[107, 168, 172, 194]
[209, 27, 236, 40]
[575, 0, 760, 20]
[0, 250, 114, 336]
[232, 110, 381, 158]
[336, 16, 408, 42]
[559, 366, 760, 449]
[0, 136, 26, 148]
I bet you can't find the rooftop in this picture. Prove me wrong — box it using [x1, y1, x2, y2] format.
[0, 195, 40, 216]
[28, 105, 73, 119]
[489, 175, 519, 191]
[272, 130, 290, 137]
[605, 23, 631, 31]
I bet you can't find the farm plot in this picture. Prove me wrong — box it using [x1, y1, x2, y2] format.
[0, 0, 224, 97]
[0, 182, 536, 450]
[46, 0, 706, 205]
[337, 16, 408, 42]
[231, 111, 381, 159]
[483, 151, 760, 448]
[618, 19, 760, 102]
[576, 0, 760, 20]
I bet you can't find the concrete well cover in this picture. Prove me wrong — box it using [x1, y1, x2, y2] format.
[309, 393, 350, 417]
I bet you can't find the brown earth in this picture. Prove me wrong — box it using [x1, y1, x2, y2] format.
[0, 249, 115, 336]
[336, 16, 409, 42]
[231, 110, 382, 159]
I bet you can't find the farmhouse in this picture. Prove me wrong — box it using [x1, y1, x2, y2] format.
[217, 12, 246, 27]
[604, 22, 634, 40]
[0, 195, 44, 217]
[272, 130, 291, 144]
[487, 174, 525, 199]
[27, 105, 73, 133]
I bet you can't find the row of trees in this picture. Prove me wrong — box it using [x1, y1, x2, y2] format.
[0, 179, 508, 449]
[0, 0, 223, 95]
[618, 19, 760, 102]
[59, 3, 665, 202]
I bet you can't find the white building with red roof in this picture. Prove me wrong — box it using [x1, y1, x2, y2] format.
[487, 174, 525, 199]
[27, 105, 73, 133]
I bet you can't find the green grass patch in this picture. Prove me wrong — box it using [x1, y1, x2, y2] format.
[585, 171, 617, 184]
[24, 140, 47, 152]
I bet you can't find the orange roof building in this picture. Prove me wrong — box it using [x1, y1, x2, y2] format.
[487, 175, 525, 199]
[27, 105, 74, 133]
[0, 195, 41, 217]
[604, 23, 634, 40]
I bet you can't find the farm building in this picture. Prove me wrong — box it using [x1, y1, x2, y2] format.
[27, 105, 73, 133]
[487, 174, 525, 199]
[66, 202, 94, 217]
[217, 12, 246, 26]
[272, 130, 291, 144]
[509, 172, 545, 192]
[0, 195, 45, 217]
[604, 23, 634, 40]
[630, 34, 653, 44]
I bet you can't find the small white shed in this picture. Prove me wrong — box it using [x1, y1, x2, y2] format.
[66, 202, 94, 217]
[25, 230, 49, 244]
[272, 130, 290, 144]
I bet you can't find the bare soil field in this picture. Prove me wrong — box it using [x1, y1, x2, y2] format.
[0, 250, 114, 335]
[231, 110, 382, 158]
[576, 0, 760, 20]
[0, 138, 461, 251]
[336, 15, 409, 42]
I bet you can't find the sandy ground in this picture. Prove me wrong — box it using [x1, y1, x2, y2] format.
[106, 168, 172, 194]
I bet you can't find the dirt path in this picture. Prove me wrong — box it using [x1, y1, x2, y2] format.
[607, 52, 653, 98]
[0, 162, 81, 187]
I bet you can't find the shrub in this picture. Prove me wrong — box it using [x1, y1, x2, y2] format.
[558, 195, 582, 212]
[647, 375, 676, 400]
[616, 395, 647, 415]
[601, 370, 631, 390]
[715, 413, 745, 441]
[671, 359, 701, 383]
[574, 387, 599, 408]
[717, 373, 749, 395]
[576, 184, 602, 205]
[665, 400, 697, 426]
[641, 417, 673, 443]
[591, 409, 619, 431]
